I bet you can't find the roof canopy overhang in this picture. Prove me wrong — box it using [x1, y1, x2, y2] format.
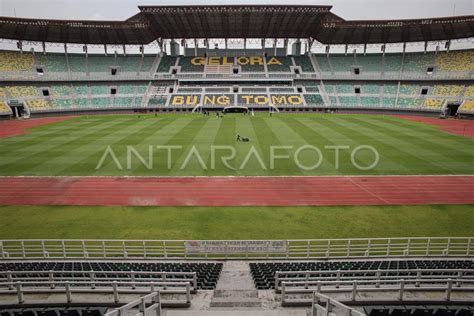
[0, 5, 472, 45]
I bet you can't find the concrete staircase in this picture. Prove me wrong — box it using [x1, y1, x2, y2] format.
[210, 261, 261, 308]
[164, 262, 308, 316]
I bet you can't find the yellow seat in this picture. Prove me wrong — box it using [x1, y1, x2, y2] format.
[436, 50, 474, 72]
[5, 86, 38, 97]
[0, 51, 35, 72]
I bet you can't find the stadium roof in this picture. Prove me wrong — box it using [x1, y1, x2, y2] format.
[0, 5, 472, 45]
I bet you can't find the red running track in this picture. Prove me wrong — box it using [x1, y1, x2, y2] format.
[0, 176, 473, 206]
[0, 116, 75, 138]
[393, 115, 474, 138]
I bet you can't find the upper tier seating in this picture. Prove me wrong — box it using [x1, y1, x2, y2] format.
[39, 54, 68, 72]
[0, 261, 223, 290]
[266, 56, 293, 72]
[115, 56, 141, 72]
[87, 56, 114, 72]
[156, 56, 177, 73]
[250, 260, 473, 290]
[331, 55, 355, 73]
[179, 56, 205, 73]
[141, 56, 156, 72]
[293, 55, 315, 72]
[68, 55, 87, 72]
[314, 55, 332, 72]
[383, 55, 403, 73]
[0, 51, 34, 72]
[403, 52, 435, 73]
[355, 55, 383, 73]
[436, 50, 474, 72]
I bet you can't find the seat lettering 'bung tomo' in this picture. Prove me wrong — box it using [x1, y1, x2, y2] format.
[170, 94, 303, 105]
[190, 56, 283, 65]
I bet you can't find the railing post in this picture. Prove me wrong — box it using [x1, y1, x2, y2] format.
[336, 269, 341, 288]
[113, 281, 119, 303]
[16, 282, 24, 304]
[186, 283, 191, 304]
[130, 270, 136, 289]
[456, 269, 463, 287]
[0, 241, 3, 259]
[351, 281, 357, 301]
[49, 270, 55, 289]
[154, 291, 162, 316]
[139, 297, 146, 314]
[90, 270, 95, 289]
[65, 281, 72, 303]
[312, 292, 317, 316]
[416, 269, 421, 287]
[398, 280, 405, 301]
[446, 279, 452, 301]
[305, 271, 310, 289]
[281, 282, 286, 304]
[376, 269, 381, 288]
[7, 271, 13, 290]
[21, 241, 26, 258]
[193, 273, 198, 290]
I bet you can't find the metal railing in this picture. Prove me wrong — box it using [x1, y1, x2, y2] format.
[281, 278, 474, 305]
[2, 280, 191, 306]
[0, 237, 472, 260]
[311, 292, 365, 316]
[105, 292, 162, 316]
[275, 268, 474, 291]
[0, 270, 198, 291]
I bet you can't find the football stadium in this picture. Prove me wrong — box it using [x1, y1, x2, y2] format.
[0, 1, 473, 315]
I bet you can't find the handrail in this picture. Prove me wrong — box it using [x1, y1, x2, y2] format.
[1, 280, 191, 305]
[0, 270, 198, 291]
[105, 292, 162, 316]
[311, 291, 365, 316]
[0, 237, 472, 260]
[274, 268, 474, 291]
[281, 278, 474, 305]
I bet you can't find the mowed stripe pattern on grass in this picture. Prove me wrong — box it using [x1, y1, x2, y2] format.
[0, 175, 473, 206]
[0, 114, 472, 176]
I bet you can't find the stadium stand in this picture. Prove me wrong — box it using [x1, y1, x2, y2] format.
[38, 54, 68, 72]
[0, 101, 11, 113]
[436, 49, 474, 72]
[179, 56, 205, 73]
[355, 54, 383, 73]
[0, 51, 35, 71]
[0, 261, 223, 289]
[266, 56, 293, 72]
[403, 52, 435, 73]
[249, 260, 474, 289]
[292, 55, 315, 72]
[156, 55, 177, 73]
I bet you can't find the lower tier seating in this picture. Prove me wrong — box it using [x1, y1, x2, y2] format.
[250, 260, 473, 289]
[0, 261, 223, 290]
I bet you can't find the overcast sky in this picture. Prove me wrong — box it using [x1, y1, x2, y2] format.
[0, 0, 472, 21]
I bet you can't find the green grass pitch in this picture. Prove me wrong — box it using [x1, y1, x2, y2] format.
[0, 113, 473, 176]
[0, 205, 472, 240]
